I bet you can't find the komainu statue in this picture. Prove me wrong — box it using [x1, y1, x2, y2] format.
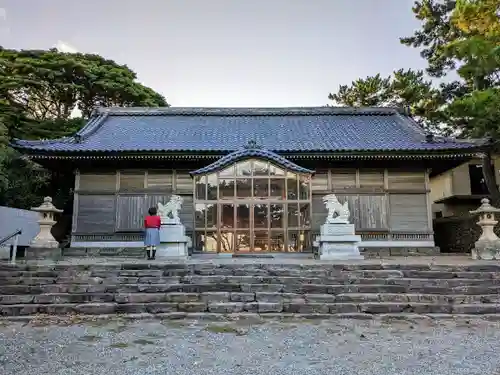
[322, 194, 350, 224]
[157, 195, 184, 224]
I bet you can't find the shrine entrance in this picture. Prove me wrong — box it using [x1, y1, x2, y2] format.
[191, 151, 314, 253]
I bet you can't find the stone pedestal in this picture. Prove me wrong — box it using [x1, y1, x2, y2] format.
[157, 222, 190, 258]
[470, 198, 500, 260]
[315, 223, 364, 260]
[25, 247, 62, 261]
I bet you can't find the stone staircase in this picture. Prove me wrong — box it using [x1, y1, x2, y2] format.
[1, 261, 500, 319]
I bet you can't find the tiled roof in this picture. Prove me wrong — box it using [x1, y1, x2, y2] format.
[190, 142, 315, 175]
[11, 107, 478, 154]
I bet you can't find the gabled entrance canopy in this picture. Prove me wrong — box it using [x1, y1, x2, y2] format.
[189, 140, 314, 253]
[189, 140, 315, 176]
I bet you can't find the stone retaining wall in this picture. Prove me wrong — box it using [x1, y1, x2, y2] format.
[1, 262, 500, 317]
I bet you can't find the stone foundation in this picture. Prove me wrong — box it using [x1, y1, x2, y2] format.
[62, 247, 440, 258]
[360, 247, 440, 258]
[25, 247, 62, 261]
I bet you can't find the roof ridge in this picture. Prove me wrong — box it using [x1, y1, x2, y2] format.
[75, 113, 109, 141]
[94, 106, 403, 116]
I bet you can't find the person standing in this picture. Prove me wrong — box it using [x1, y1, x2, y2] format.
[144, 206, 161, 260]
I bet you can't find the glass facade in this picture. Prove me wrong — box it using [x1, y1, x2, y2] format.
[193, 159, 312, 253]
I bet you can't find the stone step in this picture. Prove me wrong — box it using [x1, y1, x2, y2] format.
[1, 301, 500, 316]
[3, 283, 500, 295]
[2, 275, 500, 286]
[1, 293, 499, 305]
[1, 268, 498, 279]
[4, 263, 500, 274]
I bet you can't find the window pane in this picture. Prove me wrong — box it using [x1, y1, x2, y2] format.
[287, 203, 299, 227]
[201, 231, 218, 252]
[299, 203, 311, 227]
[206, 203, 217, 229]
[253, 179, 269, 198]
[219, 178, 234, 199]
[269, 179, 285, 199]
[287, 230, 310, 252]
[236, 231, 251, 252]
[253, 231, 269, 251]
[299, 176, 311, 199]
[253, 203, 268, 228]
[219, 166, 234, 177]
[286, 173, 298, 200]
[219, 231, 235, 253]
[253, 160, 269, 176]
[236, 204, 250, 228]
[195, 176, 206, 200]
[236, 178, 252, 198]
[220, 204, 234, 229]
[207, 174, 217, 200]
[269, 231, 285, 252]
[195, 204, 206, 228]
[236, 160, 252, 177]
[269, 164, 285, 176]
[194, 231, 203, 251]
[270, 204, 284, 228]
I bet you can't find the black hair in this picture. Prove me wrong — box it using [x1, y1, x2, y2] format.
[148, 207, 157, 216]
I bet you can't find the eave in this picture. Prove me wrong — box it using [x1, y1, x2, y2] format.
[14, 148, 482, 161]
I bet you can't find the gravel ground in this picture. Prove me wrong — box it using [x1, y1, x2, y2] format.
[0, 317, 499, 375]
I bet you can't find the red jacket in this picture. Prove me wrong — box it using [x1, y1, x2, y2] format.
[144, 215, 161, 229]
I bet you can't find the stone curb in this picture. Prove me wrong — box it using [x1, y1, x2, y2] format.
[3, 312, 500, 324]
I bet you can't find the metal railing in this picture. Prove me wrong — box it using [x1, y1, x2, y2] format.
[0, 229, 22, 263]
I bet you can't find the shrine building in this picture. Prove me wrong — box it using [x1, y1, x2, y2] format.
[11, 107, 480, 256]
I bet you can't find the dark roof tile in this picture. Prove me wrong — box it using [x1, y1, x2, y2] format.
[11, 107, 478, 153]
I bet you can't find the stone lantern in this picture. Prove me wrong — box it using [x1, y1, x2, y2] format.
[469, 198, 500, 260]
[27, 196, 63, 260]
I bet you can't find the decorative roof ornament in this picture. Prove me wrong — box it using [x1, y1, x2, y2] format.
[244, 139, 262, 150]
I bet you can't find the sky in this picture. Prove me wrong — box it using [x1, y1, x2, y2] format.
[0, 0, 429, 107]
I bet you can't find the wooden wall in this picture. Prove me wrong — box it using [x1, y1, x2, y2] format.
[310, 169, 431, 235]
[73, 170, 194, 234]
[73, 167, 431, 239]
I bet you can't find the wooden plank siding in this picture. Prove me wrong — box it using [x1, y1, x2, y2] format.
[116, 195, 145, 231]
[72, 168, 431, 240]
[73, 170, 194, 233]
[76, 195, 116, 233]
[389, 194, 429, 232]
[311, 168, 431, 236]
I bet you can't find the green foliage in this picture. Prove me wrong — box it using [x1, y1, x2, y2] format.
[328, 0, 500, 199]
[0, 47, 168, 209]
[400, 0, 461, 77]
[330, 0, 500, 138]
[0, 147, 49, 208]
[328, 74, 392, 106]
[0, 48, 168, 121]
[443, 0, 500, 138]
[328, 69, 444, 132]
[446, 88, 500, 137]
[453, 0, 500, 37]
